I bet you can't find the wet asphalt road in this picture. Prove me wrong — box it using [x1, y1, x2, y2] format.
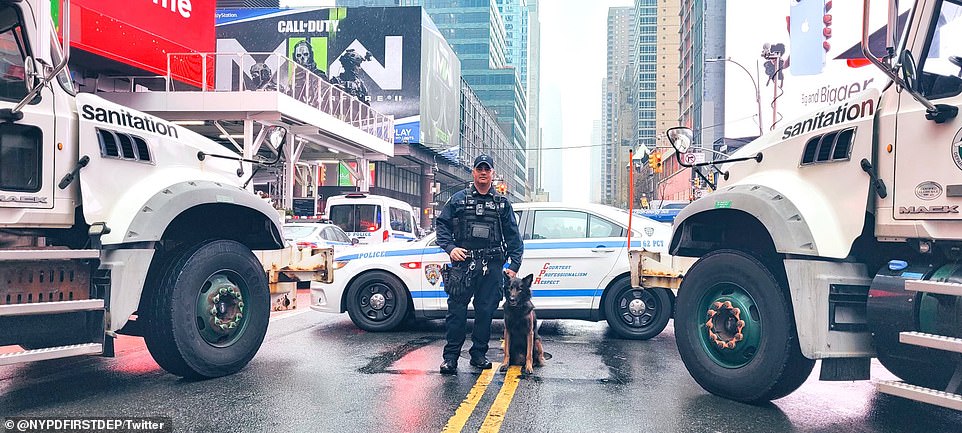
[2, 305, 962, 433]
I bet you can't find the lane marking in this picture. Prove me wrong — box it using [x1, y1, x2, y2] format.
[478, 366, 522, 433]
[441, 362, 501, 433]
[269, 309, 311, 322]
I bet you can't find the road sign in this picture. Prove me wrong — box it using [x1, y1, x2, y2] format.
[682, 152, 697, 164]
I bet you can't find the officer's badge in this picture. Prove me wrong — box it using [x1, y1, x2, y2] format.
[644, 227, 655, 237]
[425, 264, 442, 286]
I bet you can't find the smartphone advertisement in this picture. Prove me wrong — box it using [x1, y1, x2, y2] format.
[723, 0, 910, 139]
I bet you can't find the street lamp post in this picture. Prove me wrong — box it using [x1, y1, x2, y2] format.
[706, 57, 763, 138]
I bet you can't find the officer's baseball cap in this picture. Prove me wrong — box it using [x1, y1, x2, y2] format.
[473, 154, 493, 169]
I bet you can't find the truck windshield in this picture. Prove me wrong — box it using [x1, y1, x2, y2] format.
[914, 0, 962, 100]
[0, 5, 28, 103]
[49, 31, 74, 95]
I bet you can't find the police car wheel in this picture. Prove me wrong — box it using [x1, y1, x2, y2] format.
[346, 271, 411, 332]
[674, 249, 814, 403]
[603, 277, 672, 340]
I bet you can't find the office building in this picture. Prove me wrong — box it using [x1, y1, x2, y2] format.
[422, 1, 528, 201]
[460, 78, 513, 196]
[654, 0, 680, 150]
[497, 0, 542, 197]
[335, 0, 531, 201]
[602, 6, 634, 206]
[672, 0, 725, 201]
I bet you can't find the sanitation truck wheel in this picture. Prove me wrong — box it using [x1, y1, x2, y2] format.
[143, 240, 269, 379]
[604, 277, 672, 340]
[346, 271, 410, 332]
[674, 249, 815, 403]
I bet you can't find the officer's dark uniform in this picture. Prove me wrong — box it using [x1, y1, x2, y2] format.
[435, 160, 523, 373]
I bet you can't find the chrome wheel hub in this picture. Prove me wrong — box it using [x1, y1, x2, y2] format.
[628, 298, 647, 316]
[370, 293, 386, 310]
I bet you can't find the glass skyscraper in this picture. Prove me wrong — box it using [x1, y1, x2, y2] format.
[337, 0, 529, 200]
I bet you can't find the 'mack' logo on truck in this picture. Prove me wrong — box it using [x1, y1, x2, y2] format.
[0, 195, 47, 203]
[899, 205, 959, 214]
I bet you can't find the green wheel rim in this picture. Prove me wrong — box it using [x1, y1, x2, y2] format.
[694, 282, 762, 368]
[195, 272, 250, 348]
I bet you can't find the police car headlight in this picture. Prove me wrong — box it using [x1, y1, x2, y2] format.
[333, 261, 349, 270]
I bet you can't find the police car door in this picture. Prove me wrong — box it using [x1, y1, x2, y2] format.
[417, 235, 449, 312]
[519, 209, 622, 312]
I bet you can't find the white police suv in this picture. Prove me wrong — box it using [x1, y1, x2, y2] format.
[310, 202, 674, 339]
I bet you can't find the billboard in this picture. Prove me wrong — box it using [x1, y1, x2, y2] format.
[419, 13, 460, 150]
[215, 7, 427, 144]
[61, 0, 215, 87]
[318, 162, 375, 187]
[724, 0, 909, 139]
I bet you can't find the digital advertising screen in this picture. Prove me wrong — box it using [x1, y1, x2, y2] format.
[215, 7, 425, 144]
[723, 0, 911, 139]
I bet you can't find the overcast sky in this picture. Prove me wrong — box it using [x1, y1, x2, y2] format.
[280, 0, 631, 202]
[540, 0, 632, 201]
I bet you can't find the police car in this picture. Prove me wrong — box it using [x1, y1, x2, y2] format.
[310, 202, 675, 340]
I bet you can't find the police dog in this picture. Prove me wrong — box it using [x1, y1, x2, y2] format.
[501, 274, 545, 374]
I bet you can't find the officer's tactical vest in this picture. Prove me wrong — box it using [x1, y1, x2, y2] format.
[455, 187, 505, 250]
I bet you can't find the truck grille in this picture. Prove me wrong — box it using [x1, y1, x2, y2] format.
[96, 128, 152, 163]
[801, 127, 856, 165]
[0, 262, 91, 305]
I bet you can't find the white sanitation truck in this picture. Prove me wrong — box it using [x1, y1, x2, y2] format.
[0, 0, 306, 378]
[663, 0, 962, 411]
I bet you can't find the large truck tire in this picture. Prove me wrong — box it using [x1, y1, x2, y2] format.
[603, 276, 672, 340]
[345, 271, 411, 332]
[674, 249, 815, 403]
[142, 240, 270, 379]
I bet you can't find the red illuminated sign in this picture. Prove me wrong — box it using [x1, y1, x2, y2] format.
[63, 1, 215, 88]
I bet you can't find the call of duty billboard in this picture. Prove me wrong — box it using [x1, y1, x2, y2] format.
[215, 7, 459, 148]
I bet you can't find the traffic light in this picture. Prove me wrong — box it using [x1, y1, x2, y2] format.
[648, 151, 663, 174]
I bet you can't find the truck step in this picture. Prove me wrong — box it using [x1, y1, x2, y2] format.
[0, 299, 104, 317]
[900, 331, 962, 353]
[876, 380, 962, 411]
[0, 343, 103, 366]
[905, 279, 962, 296]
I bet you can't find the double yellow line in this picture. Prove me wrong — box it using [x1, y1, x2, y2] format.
[441, 363, 523, 433]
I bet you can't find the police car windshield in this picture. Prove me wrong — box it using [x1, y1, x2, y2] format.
[284, 225, 319, 238]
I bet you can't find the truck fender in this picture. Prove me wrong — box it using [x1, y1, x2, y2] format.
[670, 184, 818, 257]
[100, 181, 283, 331]
[95, 180, 284, 249]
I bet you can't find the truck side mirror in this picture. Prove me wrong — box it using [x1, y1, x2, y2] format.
[22, 56, 41, 95]
[899, 50, 918, 93]
[666, 127, 693, 153]
[268, 126, 286, 148]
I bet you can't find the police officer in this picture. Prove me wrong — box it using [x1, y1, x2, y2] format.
[436, 154, 523, 374]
